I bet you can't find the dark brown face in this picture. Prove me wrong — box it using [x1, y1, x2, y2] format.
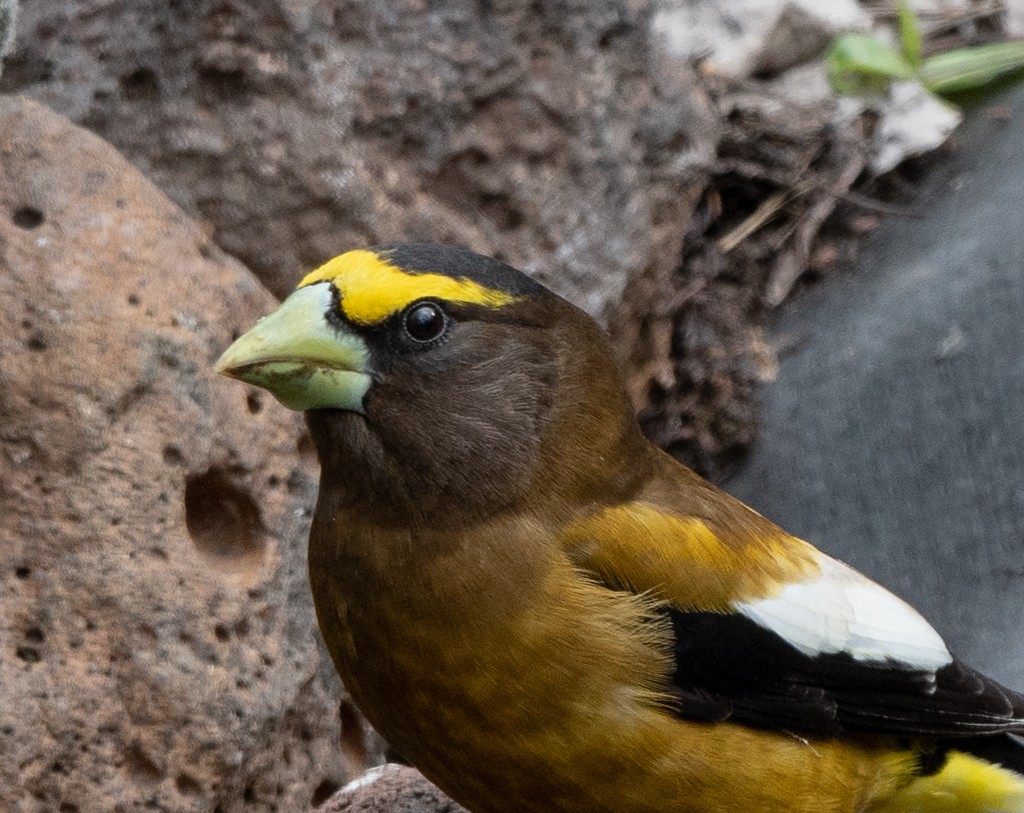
[217, 243, 644, 524]
[308, 296, 564, 521]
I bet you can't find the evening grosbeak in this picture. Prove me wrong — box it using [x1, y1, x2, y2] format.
[216, 244, 1024, 813]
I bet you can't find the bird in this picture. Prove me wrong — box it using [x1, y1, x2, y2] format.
[216, 243, 1024, 813]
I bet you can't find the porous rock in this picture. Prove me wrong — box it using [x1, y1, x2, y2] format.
[316, 765, 467, 813]
[0, 95, 370, 813]
[1, 0, 714, 335]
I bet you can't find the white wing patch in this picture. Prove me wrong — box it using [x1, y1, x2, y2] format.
[736, 555, 952, 671]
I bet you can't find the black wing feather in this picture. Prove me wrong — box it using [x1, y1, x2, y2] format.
[664, 608, 1024, 740]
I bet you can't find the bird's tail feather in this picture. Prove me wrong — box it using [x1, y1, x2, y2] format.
[879, 748, 1024, 813]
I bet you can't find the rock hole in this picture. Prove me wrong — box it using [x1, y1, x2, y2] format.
[175, 774, 202, 795]
[479, 193, 524, 230]
[184, 468, 265, 574]
[119, 67, 161, 102]
[127, 293, 141, 306]
[162, 445, 184, 466]
[198, 66, 249, 104]
[125, 743, 163, 781]
[25, 628, 44, 645]
[663, 132, 691, 154]
[243, 785, 256, 803]
[15, 566, 30, 580]
[15, 645, 40, 663]
[286, 468, 309, 495]
[246, 392, 262, 414]
[214, 623, 230, 642]
[598, 23, 630, 49]
[310, 779, 341, 807]
[12, 206, 44, 230]
[26, 331, 48, 352]
[59, 804, 80, 813]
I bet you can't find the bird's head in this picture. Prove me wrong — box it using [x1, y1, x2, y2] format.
[217, 244, 646, 520]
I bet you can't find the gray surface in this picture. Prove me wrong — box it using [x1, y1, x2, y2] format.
[725, 88, 1024, 687]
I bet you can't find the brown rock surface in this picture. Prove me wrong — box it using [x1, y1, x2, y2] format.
[317, 765, 467, 813]
[0, 95, 367, 812]
[0, 0, 715, 331]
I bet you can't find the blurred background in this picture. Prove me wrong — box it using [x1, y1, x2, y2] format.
[2, 1, 1023, 811]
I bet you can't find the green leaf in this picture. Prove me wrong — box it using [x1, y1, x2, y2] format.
[826, 33, 916, 95]
[897, 0, 922, 68]
[922, 41, 1024, 96]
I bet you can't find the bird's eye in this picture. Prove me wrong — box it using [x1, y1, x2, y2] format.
[403, 302, 447, 343]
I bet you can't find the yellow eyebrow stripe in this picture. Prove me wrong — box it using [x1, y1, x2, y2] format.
[298, 249, 520, 325]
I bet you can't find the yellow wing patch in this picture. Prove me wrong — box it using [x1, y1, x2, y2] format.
[298, 249, 520, 326]
[560, 502, 820, 611]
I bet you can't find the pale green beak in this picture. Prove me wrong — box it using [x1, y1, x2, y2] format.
[215, 283, 372, 412]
